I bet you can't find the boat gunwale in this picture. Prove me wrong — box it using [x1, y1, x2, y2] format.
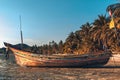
[9, 47, 111, 62]
[9, 47, 111, 58]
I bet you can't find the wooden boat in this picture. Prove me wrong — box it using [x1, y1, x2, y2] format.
[4, 42, 111, 67]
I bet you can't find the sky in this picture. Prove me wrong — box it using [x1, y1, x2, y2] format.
[0, 0, 119, 47]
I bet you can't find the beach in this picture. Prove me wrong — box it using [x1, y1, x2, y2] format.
[0, 54, 119, 80]
[0, 65, 120, 80]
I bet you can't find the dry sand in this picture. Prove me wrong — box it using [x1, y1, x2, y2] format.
[0, 54, 120, 80]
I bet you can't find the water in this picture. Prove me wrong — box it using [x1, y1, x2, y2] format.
[0, 54, 120, 80]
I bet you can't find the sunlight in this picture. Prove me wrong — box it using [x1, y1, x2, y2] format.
[0, 16, 20, 47]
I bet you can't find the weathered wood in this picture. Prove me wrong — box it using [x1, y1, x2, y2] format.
[5, 43, 111, 67]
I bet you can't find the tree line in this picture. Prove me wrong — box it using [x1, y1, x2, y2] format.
[12, 3, 120, 55]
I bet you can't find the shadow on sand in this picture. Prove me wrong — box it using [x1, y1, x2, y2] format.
[25, 65, 120, 68]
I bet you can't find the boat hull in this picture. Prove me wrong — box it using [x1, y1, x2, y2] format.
[8, 47, 111, 67]
[14, 54, 110, 67]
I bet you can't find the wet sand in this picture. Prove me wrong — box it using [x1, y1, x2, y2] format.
[0, 54, 120, 80]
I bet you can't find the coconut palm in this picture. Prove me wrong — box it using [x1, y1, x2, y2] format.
[73, 22, 93, 54]
[90, 15, 109, 49]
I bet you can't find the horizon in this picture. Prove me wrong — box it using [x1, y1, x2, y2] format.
[0, 0, 118, 48]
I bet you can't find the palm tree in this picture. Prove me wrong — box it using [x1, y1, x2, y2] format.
[106, 3, 120, 51]
[91, 15, 108, 50]
[69, 22, 93, 54]
[63, 32, 75, 54]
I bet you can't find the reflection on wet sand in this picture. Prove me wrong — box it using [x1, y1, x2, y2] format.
[0, 54, 120, 80]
